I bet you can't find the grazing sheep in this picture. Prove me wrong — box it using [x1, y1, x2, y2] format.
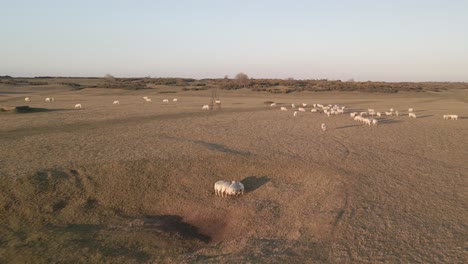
[311, 108, 318, 113]
[145, 98, 152, 102]
[363, 118, 371, 126]
[113, 100, 120, 105]
[45, 98, 51, 102]
[321, 123, 327, 131]
[163, 99, 169, 103]
[445, 114, 458, 120]
[408, 108, 414, 112]
[25, 97, 30, 102]
[409, 113, 417, 118]
[281, 107, 287, 111]
[372, 119, 378, 125]
[291, 103, 296, 109]
[395, 111, 399, 116]
[214, 180, 231, 197]
[360, 112, 367, 116]
[215, 100, 221, 104]
[385, 111, 393, 116]
[350, 112, 357, 118]
[173, 98, 178, 102]
[270, 103, 277, 107]
[368, 108, 375, 113]
[74, 104, 82, 109]
[143, 96, 148, 99]
[390, 108, 394, 112]
[376, 112, 382, 117]
[293, 111, 298, 117]
[354, 115, 363, 121]
[228, 181, 244, 196]
[202, 105, 210, 110]
[302, 103, 307, 107]
[298, 107, 306, 112]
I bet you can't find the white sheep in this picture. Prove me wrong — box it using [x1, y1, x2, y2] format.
[202, 105, 210, 110]
[409, 113, 416, 118]
[395, 111, 399, 116]
[376, 112, 381, 117]
[113, 100, 120, 105]
[143, 96, 148, 99]
[163, 99, 169, 103]
[293, 111, 298, 117]
[372, 119, 378, 125]
[390, 108, 394, 112]
[311, 108, 318, 113]
[270, 103, 277, 107]
[280, 107, 287, 111]
[145, 98, 152, 102]
[74, 104, 82, 109]
[45, 97, 51, 102]
[291, 103, 296, 108]
[385, 111, 393, 116]
[298, 107, 306, 112]
[363, 118, 371, 126]
[228, 181, 244, 196]
[214, 180, 231, 197]
[25, 97, 30, 102]
[321, 123, 327, 131]
[446, 114, 458, 120]
[408, 108, 414, 113]
[302, 103, 307, 107]
[173, 98, 178, 102]
[360, 112, 367, 116]
[350, 112, 357, 118]
[215, 100, 221, 104]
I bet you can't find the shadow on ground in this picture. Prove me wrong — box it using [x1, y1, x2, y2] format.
[241, 176, 270, 193]
[143, 215, 211, 243]
[417, 115, 434, 119]
[193, 140, 250, 156]
[335, 124, 361, 130]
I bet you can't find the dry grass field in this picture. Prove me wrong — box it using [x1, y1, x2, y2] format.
[0, 83, 467, 263]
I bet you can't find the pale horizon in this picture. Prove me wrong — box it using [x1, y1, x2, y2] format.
[1, 0, 467, 82]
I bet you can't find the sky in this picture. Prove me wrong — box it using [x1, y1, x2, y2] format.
[1, 0, 467, 82]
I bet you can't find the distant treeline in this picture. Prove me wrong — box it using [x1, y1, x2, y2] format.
[1, 76, 467, 93]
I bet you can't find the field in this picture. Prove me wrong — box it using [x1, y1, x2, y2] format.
[0, 81, 467, 263]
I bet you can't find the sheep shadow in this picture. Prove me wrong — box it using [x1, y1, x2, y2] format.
[416, 115, 433, 119]
[458, 116, 467, 120]
[241, 176, 270, 193]
[193, 140, 250, 156]
[335, 124, 361, 130]
[143, 215, 211, 243]
[377, 119, 403, 125]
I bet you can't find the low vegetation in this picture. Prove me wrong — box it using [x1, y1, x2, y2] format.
[1, 75, 467, 93]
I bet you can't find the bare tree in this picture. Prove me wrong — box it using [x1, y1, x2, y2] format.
[235, 72, 250, 87]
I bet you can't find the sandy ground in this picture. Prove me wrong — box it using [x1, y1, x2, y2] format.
[0, 85, 467, 263]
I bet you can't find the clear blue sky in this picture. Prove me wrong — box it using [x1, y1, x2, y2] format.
[1, 0, 467, 81]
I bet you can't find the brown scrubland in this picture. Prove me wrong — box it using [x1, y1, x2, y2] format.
[0, 77, 467, 263]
